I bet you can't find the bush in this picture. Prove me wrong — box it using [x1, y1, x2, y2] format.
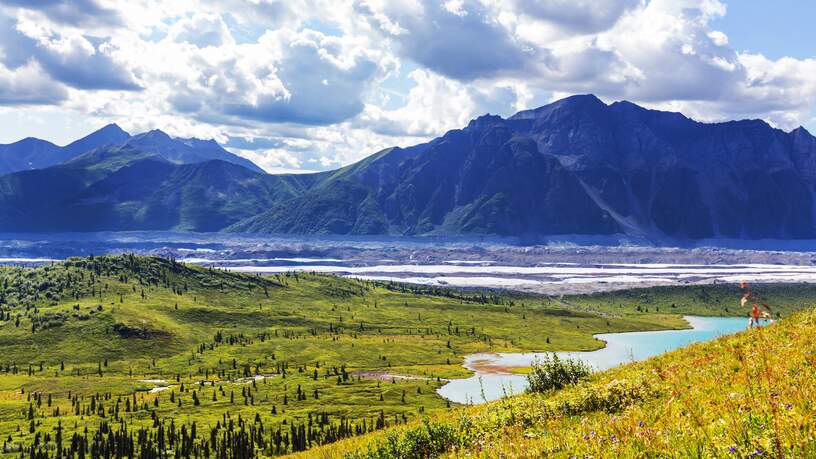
[527, 353, 591, 393]
[349, 419, 468, 459]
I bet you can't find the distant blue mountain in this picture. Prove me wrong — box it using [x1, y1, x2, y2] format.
[123, 129, 265, 173]
[0, 124, 130, 174]
[63, 124, 132, 157]
[2, 95, 816, 239]
[0, 124, 264, 175]
[231, 95, 816, 240]
[0, 146, 311, 232]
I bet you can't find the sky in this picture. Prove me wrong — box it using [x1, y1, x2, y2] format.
[0, 0, 815, 174]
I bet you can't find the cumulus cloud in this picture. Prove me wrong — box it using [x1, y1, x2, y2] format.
[358, 0, 531, 80]
[230, 146, 310, 174]
[157, 27, 390, 126]
[1, 0, 816, 171]
[0, 60, 67, 105]
[228, 29, 387, 124]
[210, 0, 303, 28]
[0, 14, 140, 91]
[673, 53, 816, 128]
[0, 0, 121, 27]
[168, 12, 234, 48]
[579, 0, 816, 128]
[360, 69, 522, 137]
[511, 0, 640, 34]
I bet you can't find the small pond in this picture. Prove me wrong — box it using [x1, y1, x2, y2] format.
[437, 316, 764, 404]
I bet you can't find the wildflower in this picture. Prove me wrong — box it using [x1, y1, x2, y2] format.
[611, 435, 617, 442]
[785, 404, 793, 410]
[729, 446, 736, 453]
[638, 420, 645, 427]
[583, 435, 589, 441]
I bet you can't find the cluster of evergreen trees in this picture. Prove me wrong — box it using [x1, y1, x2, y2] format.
[13, 407, 399, 458]
[0, 255, 476, 457]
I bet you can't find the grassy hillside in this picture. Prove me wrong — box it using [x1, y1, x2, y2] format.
[0, 255, 813, 457]
[309, 306, 816, 458]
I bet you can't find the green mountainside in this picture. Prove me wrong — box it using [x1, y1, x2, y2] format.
[0, 147, 313, 232]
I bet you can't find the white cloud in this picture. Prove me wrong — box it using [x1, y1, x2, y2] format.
[0, 0, 122, 27]
[509, 0, 640, 34]
[358, 0, 530, 80]
[708, 30, 728, 46]
[127, 26, 393, 128]
[0, 60, 67, 104]
[230, 146, 310, 174]
[0, 11, 140, 91]
[167, 12, 234, 48]
[1, 0, 815, 172]
[360, 68, 523, 137]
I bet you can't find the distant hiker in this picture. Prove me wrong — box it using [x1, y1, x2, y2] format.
[748, 302, 772, 328]
[749, 303, 761, 328]
[741, 282, 771, 328]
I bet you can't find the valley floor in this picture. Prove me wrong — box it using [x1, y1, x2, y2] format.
[299, 306, 816, 458]
[0, 255, 812, 457]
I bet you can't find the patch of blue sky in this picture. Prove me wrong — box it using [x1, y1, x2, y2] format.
[302, 19, 343, 37]
[222, 13, 265, 44]
[377, 61, 420, 110]
[712, 0, 816, 60]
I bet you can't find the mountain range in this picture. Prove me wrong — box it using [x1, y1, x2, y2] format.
[2, 94, 816, 239]
[0, 124, 263, 175]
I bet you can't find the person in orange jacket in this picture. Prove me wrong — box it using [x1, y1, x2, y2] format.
[748, 303, 772, 328]
[741, 282, 771, 328]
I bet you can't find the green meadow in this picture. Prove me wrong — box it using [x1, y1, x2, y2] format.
[0, 255, 813, 457]
[315, 302, 816, 459]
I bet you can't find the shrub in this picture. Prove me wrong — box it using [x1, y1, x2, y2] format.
[348, 419, 468, 459]
[527, 353, 591, 393]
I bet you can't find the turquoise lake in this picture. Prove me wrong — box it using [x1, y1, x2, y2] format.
[437, 315, 765, 404]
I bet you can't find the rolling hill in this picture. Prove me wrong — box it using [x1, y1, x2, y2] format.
[0, 255, 812, 457]
[303, 307, 816, 458]
[0, 146, 312, 232]
[0, 254, 703, 457]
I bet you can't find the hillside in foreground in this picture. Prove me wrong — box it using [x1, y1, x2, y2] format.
[304, 306, 816, 458]
[0, 255, 701, 458]
[1, 255, 814, 457]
